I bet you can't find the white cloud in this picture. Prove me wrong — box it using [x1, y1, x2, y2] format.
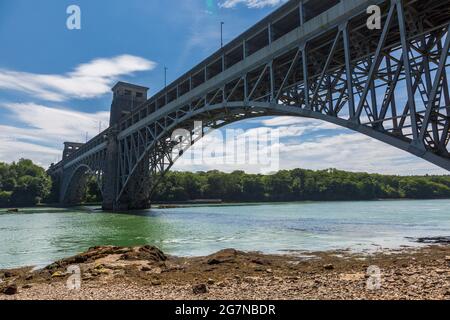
[0, 102, 110, 167]
[173, 117, 447, 175]
[0, 55, 156, 102]
[219, 0, 286, 9]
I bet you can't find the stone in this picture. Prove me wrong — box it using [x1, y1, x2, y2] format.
[206, 249, 237, 265]
[22, 284, 33, 289]
[51, 271, 65, 278]
[323, 264, 334, 270]
[3, 271, 13, 278]
[3, 284, 17, 295]
[192, 284, 208, 294]
[251, 258, 271, 266]
[120, 246, 167, 262]
[151, 279, 161, 286]
[207, 278, 215, 285]
[141, 266, 152, 272]
[25, 274, 33, 281]
[266, 268, 273, 274]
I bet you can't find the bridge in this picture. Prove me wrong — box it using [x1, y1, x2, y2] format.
[48, 0, 450, 211]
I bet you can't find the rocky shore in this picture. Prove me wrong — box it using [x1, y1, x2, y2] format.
[1, 245, 450, 300]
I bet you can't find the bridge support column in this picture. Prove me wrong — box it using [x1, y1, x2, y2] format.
[102, 127, 119, 211]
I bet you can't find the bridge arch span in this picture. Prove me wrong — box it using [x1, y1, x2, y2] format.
[115, 100, 450, 210]
[60, 163, 104, 206]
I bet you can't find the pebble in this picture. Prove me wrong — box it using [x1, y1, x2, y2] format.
[192, 284, 208, 294]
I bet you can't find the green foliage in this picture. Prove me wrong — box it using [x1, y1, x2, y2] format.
[0, 159, 52, 207]
[152, 169, 450, 203]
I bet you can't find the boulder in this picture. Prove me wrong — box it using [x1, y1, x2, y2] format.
[120, 246, 167, 262]
[206, 249, 238, 265]
[3, 284, 17, 295]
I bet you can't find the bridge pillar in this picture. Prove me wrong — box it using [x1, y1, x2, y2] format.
[102, 126, 119, 211]
[103, 82, 150, 211]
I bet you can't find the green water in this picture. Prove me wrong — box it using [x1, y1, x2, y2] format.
[1, 200, 450, 269]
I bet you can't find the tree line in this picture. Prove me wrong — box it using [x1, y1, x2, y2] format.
[151, 169, 450, 202]
[1, 159, 450, 207]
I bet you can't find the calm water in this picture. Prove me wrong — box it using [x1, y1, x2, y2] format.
[1, 200, 450, 269]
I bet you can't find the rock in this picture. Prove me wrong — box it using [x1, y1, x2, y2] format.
[206, 249, 238, 265]
[3, 271, 13, 278]
[266, 268, 273, 273]
[51, 271, 65, 278]
[436, 269, 447, 274]
[323, 264, 334, 270]
[120, 245, 167, 262]
[3, 284, 17, 295]
[151, 279, 161, 286]
[243, 276, 259, 283]
[97, 268, 110, 275]
[207, 278, 215, 285]
[25, 274, 33, 281]
[192, 284, 208, 294]
[251, 258, 271, 266]
[216, 281, 226, 288]
[141, 266, 152, 272]
[22, 284, 32, 289]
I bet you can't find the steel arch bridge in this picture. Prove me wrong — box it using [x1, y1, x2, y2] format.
[48, 0, 450, 211]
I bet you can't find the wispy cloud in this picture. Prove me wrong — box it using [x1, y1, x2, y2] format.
[219, 0, 286, 9]
[0, 55, 156, 102]
[0, 102, 109, 167]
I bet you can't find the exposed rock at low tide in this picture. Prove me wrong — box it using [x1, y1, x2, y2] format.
[2, 244, 450, 300]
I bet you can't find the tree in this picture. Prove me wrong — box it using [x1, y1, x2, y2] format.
[0, 159, 52, 207]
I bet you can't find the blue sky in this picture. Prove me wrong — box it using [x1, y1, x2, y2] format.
[0, 0, 446, 175]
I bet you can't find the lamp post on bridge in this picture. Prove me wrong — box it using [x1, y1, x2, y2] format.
[221, 22, 224, 48]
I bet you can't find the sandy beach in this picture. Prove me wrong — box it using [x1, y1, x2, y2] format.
[1, 244, 450, 300]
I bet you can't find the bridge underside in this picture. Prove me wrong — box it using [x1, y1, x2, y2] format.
[49, 0, 450, 211]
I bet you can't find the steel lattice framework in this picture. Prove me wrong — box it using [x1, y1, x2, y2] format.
[48, 0, 450, 211]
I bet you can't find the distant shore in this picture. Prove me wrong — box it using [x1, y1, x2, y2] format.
[1, 243, 450, 300]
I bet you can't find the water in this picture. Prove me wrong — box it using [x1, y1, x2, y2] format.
[1, 200, 450, 269]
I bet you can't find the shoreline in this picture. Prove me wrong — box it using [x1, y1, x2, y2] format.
[1, 244, 450, 300]
[2, 197, 450, 212]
